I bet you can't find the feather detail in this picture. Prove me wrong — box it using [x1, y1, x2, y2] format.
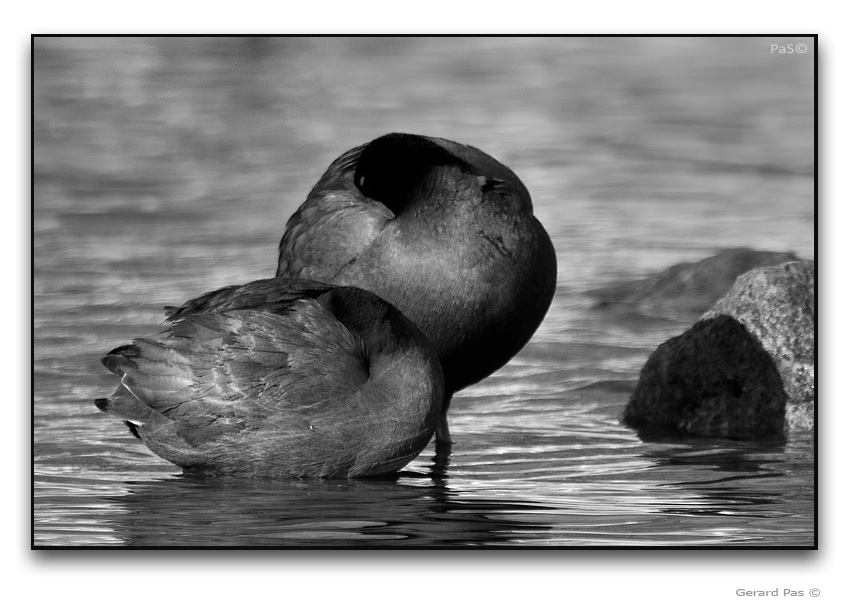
[96, 280, 444, 478]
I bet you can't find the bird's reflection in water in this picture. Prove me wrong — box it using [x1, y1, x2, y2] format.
[103, 440, 556, 547]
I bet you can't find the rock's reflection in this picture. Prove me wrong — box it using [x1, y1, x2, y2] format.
[637, 436, 809, 519]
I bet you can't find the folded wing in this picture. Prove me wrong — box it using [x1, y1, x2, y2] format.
[100, 290, 368, 449]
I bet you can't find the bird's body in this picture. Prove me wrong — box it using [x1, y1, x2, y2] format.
[96, 133, 555, 471]
[277, 134, 557, 415]
[95, 279, 444, 478]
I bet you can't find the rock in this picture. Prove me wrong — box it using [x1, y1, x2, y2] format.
[592, 248, 800, 319]
[624, 260, 814, 438]
[623, 315, 787, 439]
[703, 260, 814, 432]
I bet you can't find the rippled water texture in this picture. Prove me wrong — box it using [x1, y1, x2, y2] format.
[33, 36, 815, 547]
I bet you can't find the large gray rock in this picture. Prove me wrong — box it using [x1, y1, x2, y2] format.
[704, 260, 814, 431]
[623, 315, 787, 438]
[592, 248, 800, 319]
[624, 260, 814, 438]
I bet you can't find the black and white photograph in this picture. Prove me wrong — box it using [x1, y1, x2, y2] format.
[32, 35, 815, 551]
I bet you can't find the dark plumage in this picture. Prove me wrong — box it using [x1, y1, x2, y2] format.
[277, 133, 557, 438]
[95, 279, 444, 478]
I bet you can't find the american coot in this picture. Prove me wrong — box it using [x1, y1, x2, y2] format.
[277, 133, 557, 440]
[95, 279, 444, 478]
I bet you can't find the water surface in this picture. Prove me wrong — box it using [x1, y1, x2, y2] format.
[33, 36, 815, 547]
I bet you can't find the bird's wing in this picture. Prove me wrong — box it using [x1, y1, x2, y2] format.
[103, 297, 368, 447]
[276, 144, 393, 281]
[164, 277, 333, 321]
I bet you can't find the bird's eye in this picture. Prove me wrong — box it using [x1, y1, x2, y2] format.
[357, 175, 366, 188]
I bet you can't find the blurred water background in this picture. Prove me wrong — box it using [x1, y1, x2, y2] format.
[33, 36, 814, 547]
